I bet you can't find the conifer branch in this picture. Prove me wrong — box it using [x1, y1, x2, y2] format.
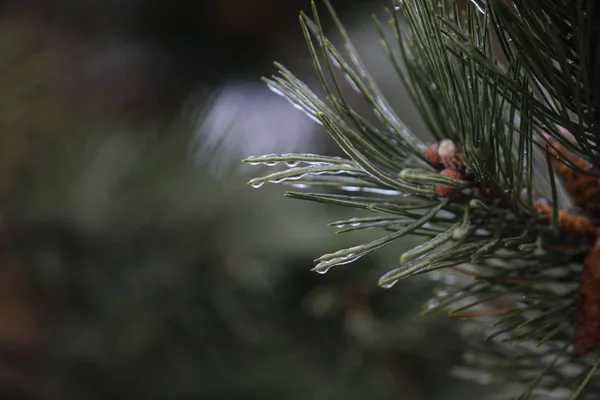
[245, 0, 600, 397]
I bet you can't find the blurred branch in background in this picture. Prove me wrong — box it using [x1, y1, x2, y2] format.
[0, 1, 490, 399]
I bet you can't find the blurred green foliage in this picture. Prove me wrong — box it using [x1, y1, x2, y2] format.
[0, 6, 492, 400]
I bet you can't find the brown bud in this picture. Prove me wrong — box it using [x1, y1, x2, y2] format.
[425, 143, 443, 169]
[434, 169, 463, 197]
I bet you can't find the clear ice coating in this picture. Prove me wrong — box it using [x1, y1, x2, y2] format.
[266, 84, 285, 98]
[339, 186, 401, 195]
[290, 102, 323, 126]
[244, 153, 351, 167]
[267, 80, 323, 126]
[248, 167, 365, 188]
[343, 73, 362, 94]
[313, 253, 363, 274]
[327, 53, 341, 69]
[378, 267, 402, 288]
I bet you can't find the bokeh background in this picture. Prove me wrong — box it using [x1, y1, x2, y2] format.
[0, 1, 497, 399]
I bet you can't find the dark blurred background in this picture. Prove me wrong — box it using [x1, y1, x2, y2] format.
[0, 1, 493, 399]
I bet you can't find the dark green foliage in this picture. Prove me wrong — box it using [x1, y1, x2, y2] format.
[0, 9, 489, 399]
[0, 114, 482, 399]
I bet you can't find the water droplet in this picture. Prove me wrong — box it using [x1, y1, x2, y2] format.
[286, 161, 300, 167]
[250, 181, 264, 188]
[315, 267, 331, 275]
[379, 268, 402, 288]
[265, 161, 278, 166]
[380, 279, 399, 289]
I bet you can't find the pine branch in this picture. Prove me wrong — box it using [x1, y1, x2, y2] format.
[245, 0, 600, 397]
